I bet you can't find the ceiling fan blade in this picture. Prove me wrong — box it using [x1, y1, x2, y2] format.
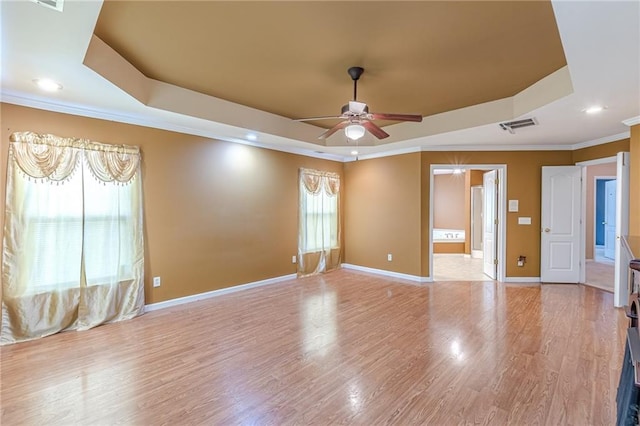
[370, 113, 423, 122]
[319, 121, 349, 139]
[349, 101, 367, 114]
[362, 121, 390, 139]
[294, 115, 343, 122]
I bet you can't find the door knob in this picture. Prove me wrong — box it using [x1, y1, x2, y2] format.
[603, 221, 607, 225]
[544, 228, 551, 233]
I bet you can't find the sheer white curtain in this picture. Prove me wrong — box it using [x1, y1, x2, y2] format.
[1, 132, 144, 344]
[298, 168, 341, 276]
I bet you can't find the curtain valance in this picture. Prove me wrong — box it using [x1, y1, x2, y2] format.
[299, 168, 340, 196]
[9, 132, 140, 183]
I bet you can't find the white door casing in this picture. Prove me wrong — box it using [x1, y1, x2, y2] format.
[614, 152, 630, 308]
[604, 179, 617, 259]
[483, 170, 497, 279]
[541, 166, 581, 283]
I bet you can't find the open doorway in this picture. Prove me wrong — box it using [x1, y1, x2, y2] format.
[430, 165, 506, 282]
[584, 163, 617, 292]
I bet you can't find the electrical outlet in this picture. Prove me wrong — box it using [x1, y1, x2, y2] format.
[292, 255, 297, 264]
[153, 276, 161, 287]
[387, 253, 393, 262]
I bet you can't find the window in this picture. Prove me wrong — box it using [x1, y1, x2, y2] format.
[298, 169, 341, 276]
[2, 132, 145, 344]
[20, 167, 135, 293]
[301, 187, 339, 253]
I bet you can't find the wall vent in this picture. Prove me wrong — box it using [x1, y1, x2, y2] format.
[30, 0, 63, 12]
[499, 118, 538, 134]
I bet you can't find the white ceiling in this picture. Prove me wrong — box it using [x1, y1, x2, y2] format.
[1, 0, 639, 162]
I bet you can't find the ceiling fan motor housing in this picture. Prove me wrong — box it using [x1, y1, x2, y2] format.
[341, 104, 369, 115]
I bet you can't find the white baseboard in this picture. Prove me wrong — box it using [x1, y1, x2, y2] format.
[145, 273, 297, 312]
[341, 263, 432, 283]
[503, 277, 541, 283]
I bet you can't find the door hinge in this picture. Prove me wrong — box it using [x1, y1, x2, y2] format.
[495, 178, 499, 185]
[494, 218, 499, 225]
[494, 259, 498, 265]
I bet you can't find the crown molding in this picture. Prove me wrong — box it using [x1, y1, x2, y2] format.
[1, 91, 347, 162]
[1, 91, 634, 164]
[570, 132, 630, 150]
[623, 116, 640, 127]
[421, 143, 573, 151]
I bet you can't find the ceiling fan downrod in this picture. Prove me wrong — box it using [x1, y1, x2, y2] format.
[348, 66, 364, 101]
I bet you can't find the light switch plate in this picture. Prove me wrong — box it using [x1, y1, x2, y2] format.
[509, 200, 519, 212]
[518, 217, 532, 225]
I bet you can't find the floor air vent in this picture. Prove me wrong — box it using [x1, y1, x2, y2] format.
[499, 118, 538, 134]
[30, 0, 63, 12]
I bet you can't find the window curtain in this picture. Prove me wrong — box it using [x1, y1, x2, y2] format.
[298, 168, 341, 276]
[1, 132, 144, 344]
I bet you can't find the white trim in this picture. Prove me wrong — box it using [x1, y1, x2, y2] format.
[614, 152, 631, 307]
[341, 263, 432, 283]
[570, 132, 630, 150]
[144, 273, 297, 312]
[623, 116, 640, 127]
[503, 277, 541, 283]
[575, 156, 617, 166]
[344, 146, 422, 162]
[422, 143, 573, 152]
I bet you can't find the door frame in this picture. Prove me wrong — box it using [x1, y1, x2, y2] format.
[603, 178, 617, 259]
[429, 164, 507, 282]
[576, 153, 630, 307]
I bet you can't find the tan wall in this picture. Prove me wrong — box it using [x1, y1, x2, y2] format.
[572, 138, 630, 164]
[433, 174, 465, 229]
[2, 104, 636, 292]
[343, 153, 422, 276]
[631, 126, 640, 235]
[434, 242, 464, 254]
[0, 103, 343, 304]
[421, 150, 574, 277]
[585, 162, 617, 259]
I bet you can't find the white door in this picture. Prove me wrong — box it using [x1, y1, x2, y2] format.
[604, 179, 617, 259]
[483, 170, 497, 279]
[541, 166, 581, 283]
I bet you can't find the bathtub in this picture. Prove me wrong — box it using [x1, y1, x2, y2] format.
[433, 228, 465, 243]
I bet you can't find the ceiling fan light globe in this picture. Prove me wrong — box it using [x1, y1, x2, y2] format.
[345, 124, 365, 140]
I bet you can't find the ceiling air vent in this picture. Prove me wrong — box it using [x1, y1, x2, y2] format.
[499, 118, 538, 134]
[30, 0, 63, 12]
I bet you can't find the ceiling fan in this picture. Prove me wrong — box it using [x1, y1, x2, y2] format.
[294, 67, 423, 140]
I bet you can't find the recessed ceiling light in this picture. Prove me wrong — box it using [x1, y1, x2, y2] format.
[351, 150, 358, 155]
[246, 133, 257, 141]
[584, 106, 605, 114]
[33, 78, 63, 92]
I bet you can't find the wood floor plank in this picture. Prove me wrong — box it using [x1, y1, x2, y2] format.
[0, 269, 629, 425]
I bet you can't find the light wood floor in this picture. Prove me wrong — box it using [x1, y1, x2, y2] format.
[586, 259, 615, 292]
[0, 270, 628, 425]
[433, 254, 491, 281]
